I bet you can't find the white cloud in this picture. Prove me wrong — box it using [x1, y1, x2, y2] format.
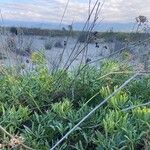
[0, 0, 149, 24]
[102, 0, 150, 23]
[0, 0, 87, 23]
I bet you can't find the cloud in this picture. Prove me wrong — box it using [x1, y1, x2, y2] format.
[102, 0, 150, 23]
[0, 0, 89, 23]
[0, 0, 149, 24]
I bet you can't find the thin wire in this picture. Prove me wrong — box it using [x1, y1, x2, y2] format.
[50, 73, 139, 150]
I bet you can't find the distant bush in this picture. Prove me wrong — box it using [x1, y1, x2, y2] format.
[0, 52, 7, 60]
[78, 32, 94, 43]
[78, 32, 87, 42]
[44, 39, 54, 50]
[5, 33, 33, 56]
[45, 42, 53, 50]
[121, 51, 131, 60]
[54, 41, 63, 48]
[10, 27, 18, 35]
[100, 32, 149, 42]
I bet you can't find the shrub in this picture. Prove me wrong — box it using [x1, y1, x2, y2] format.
[10, 27, 18, 35]
[54, 41, 63, 48]
[133, 107, 150, 122]
[78, 32, 94, 43]
[44, 39, 54, 50]
[0, 52, 7, 59]
[0, 58, 150, 149]
[31, 52, 45, 64]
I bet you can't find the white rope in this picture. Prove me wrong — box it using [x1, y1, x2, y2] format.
[50, 73, 139, 150]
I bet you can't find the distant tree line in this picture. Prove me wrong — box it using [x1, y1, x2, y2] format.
[0, 26, 77, 37]
[0, 26, 149, 42]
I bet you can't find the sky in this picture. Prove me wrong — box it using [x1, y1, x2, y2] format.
[0, 0, 150, 30]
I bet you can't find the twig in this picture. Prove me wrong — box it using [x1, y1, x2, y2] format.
[59, 0, 70, 27]
[79, 92, 100, 111]
[52, 0, 101, 89]
[0, 125, 35, 150]
[62, 0, 100, 70]
[68, 37, 150, 89]
[0, 125, 13, 138]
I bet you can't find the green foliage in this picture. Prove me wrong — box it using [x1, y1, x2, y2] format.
[103, 110, 128, 134]
[100, 86, 129, 109]
[51, 98, 72, 118]
[100, 59, 120, 75]
[31, 52, 45, 64]
[0, 59, 150, 149]
[121, 51, 131, 60]
[0, 105, 30, 132]
[133, 107, 150, 122]
[128, 76, 150, 101]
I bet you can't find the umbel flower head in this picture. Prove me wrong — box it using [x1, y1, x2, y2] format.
[135, 15, 148, 25]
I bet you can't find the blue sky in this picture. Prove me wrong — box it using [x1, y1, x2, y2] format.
[0, 0, 149, 30]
